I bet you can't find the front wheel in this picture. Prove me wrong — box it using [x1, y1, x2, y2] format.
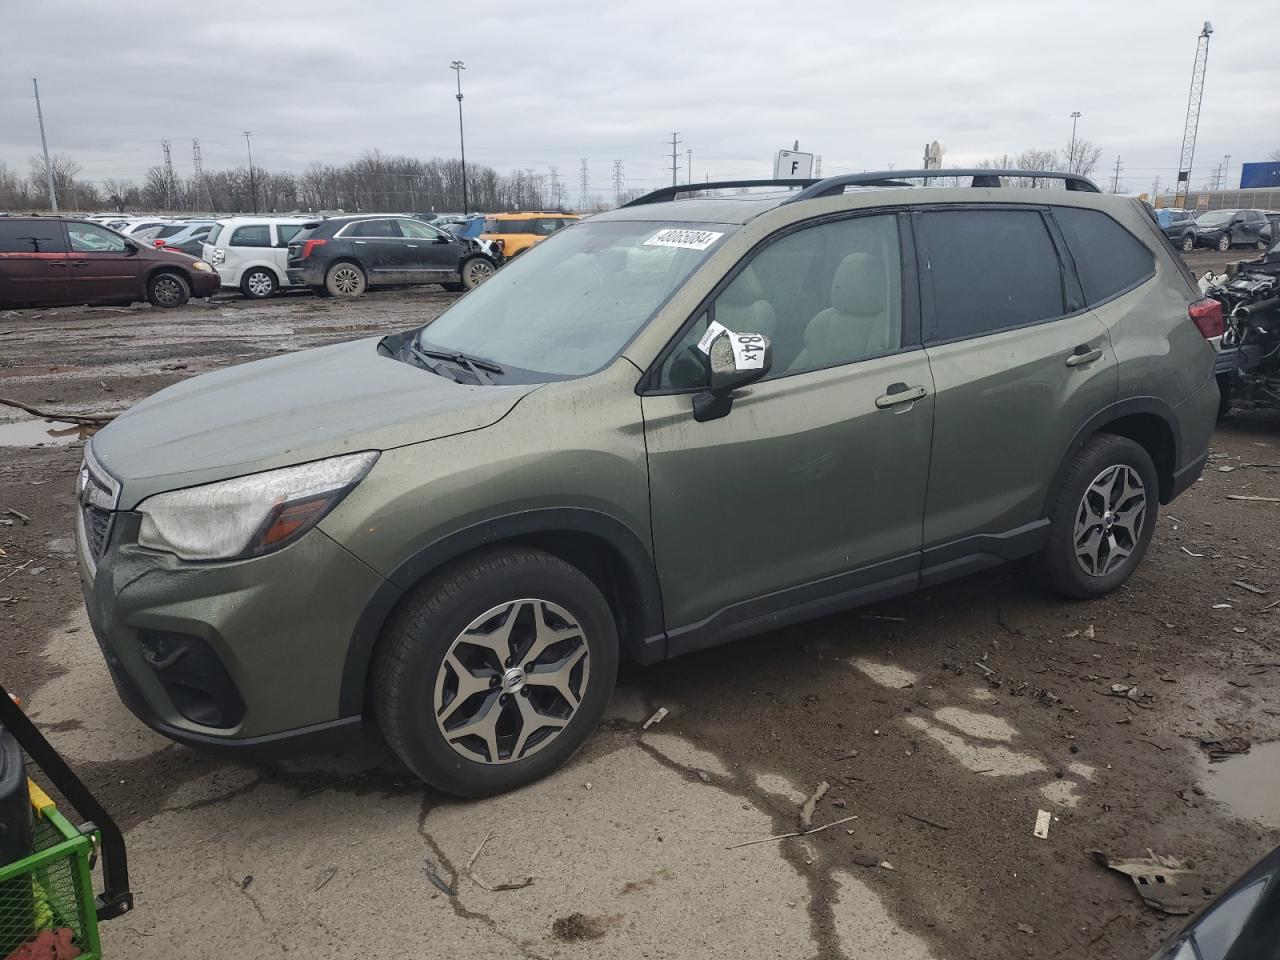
[1259, 238, 1270, 251]
[324, 262, 366, 297]
[1217, 233, 1231, 252]
[1181, 234, 1196, 252]
[241, 267, 277, 299]
[147, 271, 190, 308]
[460, 256, 496, 290]
[373, 548, 619, 797]
[1038, 434, 1158, 599]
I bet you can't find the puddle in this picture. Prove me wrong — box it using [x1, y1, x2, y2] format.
[1198, 740, 1280, 831]
[0, 417, 97, 447]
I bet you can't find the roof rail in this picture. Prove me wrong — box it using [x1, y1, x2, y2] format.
[782, 169, 1101, 202]
[621, 179, 821, 208]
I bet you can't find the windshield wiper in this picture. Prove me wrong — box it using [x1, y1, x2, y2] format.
[404, 344, 466, 384]
[415, 346, 504, 385]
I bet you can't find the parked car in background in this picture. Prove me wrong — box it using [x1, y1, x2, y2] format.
[286, 214, 496, 296]
[1153, 208, 1192, 229]
[118, 219, 173, 238]
[1164, 208, 1270, 252]
[202, 217, 312, 299]
[441, 217, 504, 262]
[151, 221, 218, 252]
[480, 212, 580, 259]
[79, 170, 1218, 796]
[0, 217, 218, 308]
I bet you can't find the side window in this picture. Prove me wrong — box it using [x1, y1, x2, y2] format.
[0, 221, 67, 253]
[656, 214, 903, 389]
[67, 223, 127, 253]
[1053, 207, 1155, 305]
[534, 218, 562, 236]
[398, 218, 443, 240]
[276, 224, 304, 244]
[230, 224, 271, 247]
[350, 219, 400, 238]
[920, 209, 1064, 341]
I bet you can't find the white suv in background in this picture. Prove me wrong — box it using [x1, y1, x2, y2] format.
[202, 217, 313, 299]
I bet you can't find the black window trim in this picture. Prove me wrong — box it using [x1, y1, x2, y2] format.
[1048, 205, 1157, 312]
[912, 202, 1082, 348]
[640, 207, 923, 396]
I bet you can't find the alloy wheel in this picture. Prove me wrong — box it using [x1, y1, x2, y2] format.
[331, 266, 362, 295]
[153, 277, 182, 306]
[1073, 464, 1146, 577]
[465, 258, 495, 288]
[1182, 235, 1194, 251]
[434, 598, 590, 764]
[246, 271, 274, 297]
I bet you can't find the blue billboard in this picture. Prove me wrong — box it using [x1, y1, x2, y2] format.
[1240, 162, 1280, 189]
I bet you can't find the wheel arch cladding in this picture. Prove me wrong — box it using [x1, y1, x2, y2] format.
[1047, 401, 1180, 514]
[338, 508, 666, 718]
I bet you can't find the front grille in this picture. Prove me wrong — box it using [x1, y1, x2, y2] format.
[77, 444, 120, 566]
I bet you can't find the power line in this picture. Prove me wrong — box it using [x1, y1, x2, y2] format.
[669, 132, 681, 188]
[1110, 154, 1123, 193]
[613, 159, 624, 205]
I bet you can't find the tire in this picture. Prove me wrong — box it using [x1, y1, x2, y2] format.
[1216, 374, 1233, 421]
[459, 256, 496, 291]
[1038, 434, 1159, 600]
[1181, 234, 1195, 252]
[1216, 233, 1231, 252]
[240, 267, 277, 299]
[147, 271, 190, 308]
[1258, 238, 1270, 251]
[441, 282, 466, 293]
[324, 261, 366, 297]
[373, 548, 619, 797]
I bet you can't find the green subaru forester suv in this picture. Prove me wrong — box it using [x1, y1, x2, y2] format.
[77, 170, 1221, 796]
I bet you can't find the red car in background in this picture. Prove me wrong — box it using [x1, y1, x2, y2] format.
[0, 217, 219, 309]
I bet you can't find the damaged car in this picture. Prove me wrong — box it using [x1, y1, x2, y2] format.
[77, 170, 1218, 796]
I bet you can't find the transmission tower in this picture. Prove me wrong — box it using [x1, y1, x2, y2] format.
[160, 139, 175, 210]
[612, 160, 624, 206]
[1110, 155, 1123, 193]
[548, 165, 560, 210]
[192, 138, 209, 212]
[669, 132, 681, 187]
[1174, 21, 1213, 208]
[578, 159, 589, 211]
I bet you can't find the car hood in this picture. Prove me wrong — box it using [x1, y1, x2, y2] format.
[91, 336, 538, 508]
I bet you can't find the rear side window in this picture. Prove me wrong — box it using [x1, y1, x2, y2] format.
[919, 209, 1064, 341]
[276, 224, 304, 244]
[230, 224, 271, 247]
[0, 221, 66, 253]
[350, 219, 400, 238]
[1054, 207, 1154, 305]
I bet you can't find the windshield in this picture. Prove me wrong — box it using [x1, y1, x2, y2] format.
[416, 219, 735, 380]
[1195, 210, 1234, 226]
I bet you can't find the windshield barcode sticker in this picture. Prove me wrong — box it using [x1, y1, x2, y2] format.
[644, 228, 725, 251]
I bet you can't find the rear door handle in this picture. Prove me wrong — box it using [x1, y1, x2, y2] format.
[1065, 345, 1103, 367]
[875, 383, 928, 409]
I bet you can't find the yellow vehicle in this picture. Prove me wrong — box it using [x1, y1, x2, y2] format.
[481, 212, 580, 259]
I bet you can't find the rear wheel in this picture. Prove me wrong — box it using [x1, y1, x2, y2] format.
[1039, 434, 1158, 599]
[1217, 233, 1231, 252]
[147, 271, 190, 308]
[374, 548, 618, 796]
[240, 267, 277, 299]
[324, 262, 366, 297]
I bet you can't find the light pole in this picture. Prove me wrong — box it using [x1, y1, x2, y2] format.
[450, 60, 469, 214]
[243, 131, 258, 214]
[1222, 153, 1231, 190]
[1068, 111, 1082, 172]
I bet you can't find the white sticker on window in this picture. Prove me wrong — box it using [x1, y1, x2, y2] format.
[729, 332, 767, 369]
[696, 320, 731, 354]
[644, 228, 725, 251]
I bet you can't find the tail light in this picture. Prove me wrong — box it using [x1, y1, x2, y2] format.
[153, 239, 166, 248]
[299, 238, 327, 259]
[1189, 297, 1225, 338]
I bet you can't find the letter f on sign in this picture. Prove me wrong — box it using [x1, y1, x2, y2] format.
[791, 161, 799, 175]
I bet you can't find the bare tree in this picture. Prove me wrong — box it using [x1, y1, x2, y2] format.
[102, 178, 139, 213]
[1061, 138, 1103, 178]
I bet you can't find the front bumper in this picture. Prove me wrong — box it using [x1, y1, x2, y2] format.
[191, 270, 221, 298]
[76, 502, 384, 754]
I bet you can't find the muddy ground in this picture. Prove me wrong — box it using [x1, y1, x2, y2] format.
[1, 249, 1277, 959]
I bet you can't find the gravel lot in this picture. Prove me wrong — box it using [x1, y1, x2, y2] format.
[2, 250, 1278, 959]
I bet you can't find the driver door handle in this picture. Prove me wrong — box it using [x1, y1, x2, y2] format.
[1065, 345, 1103, 367]
[875, 383, 928, 409]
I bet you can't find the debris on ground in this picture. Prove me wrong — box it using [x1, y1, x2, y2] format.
[1033, 809, 1051, 839]
[2, 508, 30, 524]
[424, 860, 456, 896]
[1017, 923, 1035, 935]
[552, 912, 612, 942]
[0, 396, 120, 425]
[834, 748, 860, 760]
[879, 861, 895, 871]
[1227, 494, 1280, 503]
[799, 781, 829, 830]
[1109, 684, 1141, 700]
[726, 815, 858, 850]
[642, 707, 668, 730]
[900, 810, 952, 831]
[1092, 851, 1200, 915]
[1198, 736, 1251, 761]
[1231, 579, 1267, 595]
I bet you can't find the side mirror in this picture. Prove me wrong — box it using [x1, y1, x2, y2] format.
[123, 240, 138, 254]
[692, 330, 772, 422]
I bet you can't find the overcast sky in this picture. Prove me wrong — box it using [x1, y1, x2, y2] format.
[1, 0, 1275, 201]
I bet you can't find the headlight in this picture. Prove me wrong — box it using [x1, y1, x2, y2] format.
[191, 260, 213, 272]
[136, 451, 377, 561]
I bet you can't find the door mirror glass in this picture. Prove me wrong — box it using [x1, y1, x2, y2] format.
[694, 330, 772, 422]
[123, 239, 139, 254]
